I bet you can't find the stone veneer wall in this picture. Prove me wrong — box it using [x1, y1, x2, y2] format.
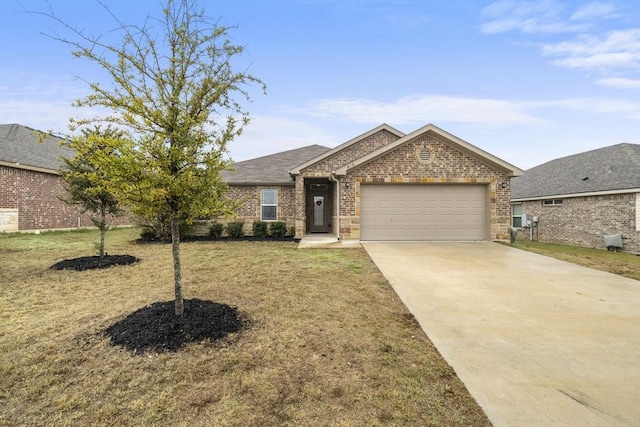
[516, 193, 640, 253]
[339, 134, 511, 240]
[0, 165, 130, 231]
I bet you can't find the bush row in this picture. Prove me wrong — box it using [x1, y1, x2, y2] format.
[208, 221, 295, 238]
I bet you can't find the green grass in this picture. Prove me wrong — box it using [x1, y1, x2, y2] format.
[0, 228, 489, 426]
[504, 240, 640, 281]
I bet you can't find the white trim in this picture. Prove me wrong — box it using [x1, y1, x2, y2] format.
[260, 188, 278, 221]
[288, 123, 405, 175]
[636, 193, 640, 232]
[334, 124, 523, 177]
[0, 160, 59, 175]
[512, 187, 640, 202]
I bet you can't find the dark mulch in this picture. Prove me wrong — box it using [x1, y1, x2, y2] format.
[136, 235, 300, 244]
[105, 298, 246, 353]
[50, 255, 139, 271]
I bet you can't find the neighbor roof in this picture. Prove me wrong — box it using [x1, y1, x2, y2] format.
[221, 144, 331, 185]
[511, 143, 640, 200]
[0, 124, 70, 174]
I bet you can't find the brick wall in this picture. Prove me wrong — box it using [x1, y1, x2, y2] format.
[303, 130, 401, 174]
[214, 184, 296, 235]
[516, 193, 640, 253]
[296, 129, 401, 235]
[338, 134, 511, 240]
[296, 130, 512, 240]
[0, 165, 131, 231]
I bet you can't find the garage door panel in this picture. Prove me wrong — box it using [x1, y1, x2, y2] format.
[360, 184, 487, 241]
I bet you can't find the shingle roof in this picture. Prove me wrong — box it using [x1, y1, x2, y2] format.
[0, 124, 71, 173]
[511, 143, 640, 199]
[221, 144, 331, 185]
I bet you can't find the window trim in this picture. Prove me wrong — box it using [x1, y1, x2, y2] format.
[511, 203, 523, 227]
[260, 189, 278, 221]
[542, 199, 563, 206]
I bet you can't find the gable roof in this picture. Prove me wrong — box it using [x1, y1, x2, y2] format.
[0, 124, 70, 174]
[334, 123, 523, 177]
[288, 123, 405, 175]
[221, 144, 331, 185]
[511, 143, 640, 200]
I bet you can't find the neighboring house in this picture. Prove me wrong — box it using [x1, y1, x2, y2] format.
[0, 123, 128, 232]
[510, 143, 640, 252]
[221, 123, 522, 241]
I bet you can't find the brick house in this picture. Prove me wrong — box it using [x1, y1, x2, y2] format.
[0, 124, 129, 232]
[510, 143, 640, 252]
[221, 123, 522, 241]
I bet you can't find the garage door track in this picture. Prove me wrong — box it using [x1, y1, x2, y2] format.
[363, 241, 640, 427]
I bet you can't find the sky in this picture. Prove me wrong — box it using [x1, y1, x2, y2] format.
[2, 0, 640, 169]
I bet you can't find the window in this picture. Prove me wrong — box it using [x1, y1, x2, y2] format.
[261, 189, 277, 221]
[543, 199, 563, 206]
[511, 204, 523, 227]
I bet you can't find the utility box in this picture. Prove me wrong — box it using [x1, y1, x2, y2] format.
[603, 233, 623, 251]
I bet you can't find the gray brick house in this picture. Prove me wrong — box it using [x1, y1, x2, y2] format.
[511, 143, 640, 252]
[222, 123, 522, 241]
[0, 124, 129, 231]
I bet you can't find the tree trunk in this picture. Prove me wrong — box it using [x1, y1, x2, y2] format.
[171, 214, 184, 315]
[99, 208, 106, 258]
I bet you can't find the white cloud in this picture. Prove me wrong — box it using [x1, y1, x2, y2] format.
[480, 0, 588, 34]
[570, 2, 618, 21]
[597, 77, 640, 89]
[305, 95, 544, 127]
[542, 29, 640, 72]
[227, 115, 336, 161]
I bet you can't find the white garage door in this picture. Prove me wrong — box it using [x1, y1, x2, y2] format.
[360, 184, 487, 241]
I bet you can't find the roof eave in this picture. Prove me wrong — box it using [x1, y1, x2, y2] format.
[225, 181, 296, 186]
[0, 159, 59, 175]
[511, 187, 640, 201]
[335, 124, 523, 176]
[288, 123, 406, 175]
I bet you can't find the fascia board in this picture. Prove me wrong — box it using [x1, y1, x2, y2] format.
[335, 124, 523, 177]
[288, 123, 405, 175]
[511, 187, 640, 202]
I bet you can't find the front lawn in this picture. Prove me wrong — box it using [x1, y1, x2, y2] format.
[505, 240, 640, 281]
[0, 228, 489, 426]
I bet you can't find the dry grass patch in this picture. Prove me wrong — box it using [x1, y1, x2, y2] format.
[0, 228, 489, 426]
[505, 240, 640, 281]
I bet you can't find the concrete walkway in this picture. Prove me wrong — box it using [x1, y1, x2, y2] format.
[362, 241, 640, 427]
[298, 234, 362, 249]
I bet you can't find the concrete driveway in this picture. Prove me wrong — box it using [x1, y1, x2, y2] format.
[362, 242, 640, 427]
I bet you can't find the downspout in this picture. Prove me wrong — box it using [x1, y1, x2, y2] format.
[329, 172, 340, 240]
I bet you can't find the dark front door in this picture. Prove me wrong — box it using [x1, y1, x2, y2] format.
[306, 181, 332, 233]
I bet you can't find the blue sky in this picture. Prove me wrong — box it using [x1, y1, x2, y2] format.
[3, 0, 640, 169]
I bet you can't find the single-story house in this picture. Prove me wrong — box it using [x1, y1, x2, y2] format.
[221, 123, 522, 241]
[0, 123, 128, 232]
[510, 143, 640, 252]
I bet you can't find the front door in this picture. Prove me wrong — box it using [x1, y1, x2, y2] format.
[306, 182, 332, 233]
[313, 196, 325, 229]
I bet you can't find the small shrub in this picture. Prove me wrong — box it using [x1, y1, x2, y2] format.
[288, 226, 296, 237]
[253, 221, 269, 237]
[269, 221, 287, 237]
[140, 227, 158, 241]
[226, 222, 245, 238]
[208, 222, 224, 238]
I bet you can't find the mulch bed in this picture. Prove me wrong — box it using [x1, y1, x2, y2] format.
[50, 255, 139, 271]
[105, 298, 245, 353]
[136, 235, 300, 244]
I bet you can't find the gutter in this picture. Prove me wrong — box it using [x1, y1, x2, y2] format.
[511, 187, 640, 202]
[329, 172, 340, 240]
